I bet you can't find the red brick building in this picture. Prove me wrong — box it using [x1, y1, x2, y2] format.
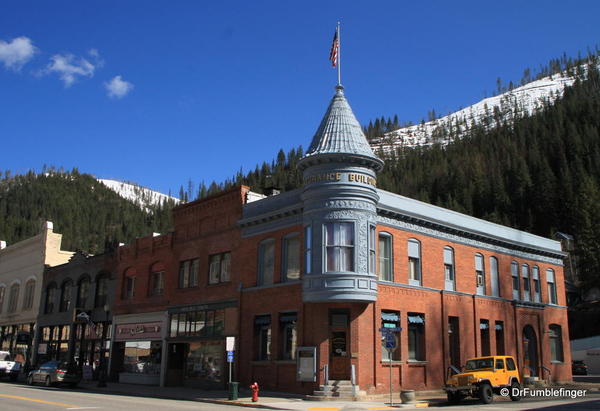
[109, 85, 570, 395]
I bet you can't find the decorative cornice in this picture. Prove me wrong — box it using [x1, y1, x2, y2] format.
[377, 210, 564, 265]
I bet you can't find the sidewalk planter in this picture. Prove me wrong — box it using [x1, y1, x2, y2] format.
[400, 390, 415, 403]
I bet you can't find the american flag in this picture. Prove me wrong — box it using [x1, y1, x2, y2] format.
[329, 29, 339, 67]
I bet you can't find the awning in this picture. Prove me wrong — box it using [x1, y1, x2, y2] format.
[382, 312, 399, 322]
[408, 315, 424, 324]
[254, 315, 271, 326]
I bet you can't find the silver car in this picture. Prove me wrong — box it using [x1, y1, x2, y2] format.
[27, 361, 81, 387]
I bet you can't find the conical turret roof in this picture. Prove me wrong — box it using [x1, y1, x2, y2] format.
[299, 85, 384, 171]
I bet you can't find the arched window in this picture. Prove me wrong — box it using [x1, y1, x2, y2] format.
[149, 263, 165, 296]
[549, 324, 564, 362]
[77, 276, 90, 308]
[257, 238, 275, 285]
[490, 257, 500, 297]
[0, 285, 5, 314]
[444, 246, 455, 291]
[532, 266, 541, 302]
[475, 253, 485, 295]
[45, 283, 57, 314]
[8, 283, 20, 313]
[522, 264, 531, 302]
[546, 268, 557, 304]
[123, 268, 136, 299]
[379, 233, 393, 282]
[22, 279, 36, 310]
[511, 261, 520, 300]
[60, 280, 73, 312]
[95, 273, 109, 307]
[282, 234, 300, 282]
[408, 239, 422, 286]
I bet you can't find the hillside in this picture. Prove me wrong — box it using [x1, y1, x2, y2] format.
[97, 178, 180, 210]
[0, 170, 175, 253]
[370, 71, 576, 151]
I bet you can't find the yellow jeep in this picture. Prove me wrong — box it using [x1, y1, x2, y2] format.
[444, 355, 521, 404]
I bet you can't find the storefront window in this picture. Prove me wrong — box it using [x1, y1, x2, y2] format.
[170, 309, 225, 338]
[123, 341, 161, 374]
[184, 341, 223, 383]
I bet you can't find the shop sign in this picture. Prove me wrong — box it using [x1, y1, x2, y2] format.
[587, 349, 600, 356]
[37, 343, 48, 354]
[115, 322, 162, 341]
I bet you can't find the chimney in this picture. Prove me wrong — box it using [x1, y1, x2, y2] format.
[44, 221, 54, 232]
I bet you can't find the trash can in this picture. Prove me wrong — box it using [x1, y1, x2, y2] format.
[228, 381, 239, 400]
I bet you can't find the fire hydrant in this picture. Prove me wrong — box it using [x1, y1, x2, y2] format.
[250, 381, 259, 402]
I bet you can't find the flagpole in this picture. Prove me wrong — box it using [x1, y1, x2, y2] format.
[337, 21, 341, 87]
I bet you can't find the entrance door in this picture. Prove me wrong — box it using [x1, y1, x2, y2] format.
[448, 317, 461, 369]
[329, 310, 350, 381]
[167, 343, 187, 386]
[522, 325, 538, 377]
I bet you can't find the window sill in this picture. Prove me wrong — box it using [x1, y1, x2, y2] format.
[550, 361, 564, 364]
[175, 286, 200, 292]
[407, 360, 428, 365]
[381, 361, 403, 366]
[148, 293, 165, 298]
[207, 281, 232, 287]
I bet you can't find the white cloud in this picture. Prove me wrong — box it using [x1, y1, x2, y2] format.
[0, 36, 37, 71]
[105, 75, 134, 99]
[45, 53, 98, 87]
[88, 48, 104, 68]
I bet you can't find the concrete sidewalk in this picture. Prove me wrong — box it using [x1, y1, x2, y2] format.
[77, 380, 440, 409]
[76, 380, 600, 410]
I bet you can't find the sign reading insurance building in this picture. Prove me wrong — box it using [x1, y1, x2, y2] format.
[303, 171, 376, 187]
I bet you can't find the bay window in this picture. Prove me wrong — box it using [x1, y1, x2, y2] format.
[324, 222, 354, 272]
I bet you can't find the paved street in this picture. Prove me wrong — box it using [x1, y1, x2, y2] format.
[0, 381, 599, 410]
[438, 395, 600, 410]
[0, 383, 244, 411]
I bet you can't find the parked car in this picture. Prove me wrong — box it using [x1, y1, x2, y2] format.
[572, 360, 588, 375]
[0, 351, 22, 381]
[27, 361, 81, 387]
[444, 356, 521, 404]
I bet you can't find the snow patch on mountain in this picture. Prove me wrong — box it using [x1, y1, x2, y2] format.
[370, 71, 578, 152]
[98, 179, 180, 210]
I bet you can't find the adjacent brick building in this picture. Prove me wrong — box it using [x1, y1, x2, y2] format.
[35, 250, 117, 379]
[109, 85, 571, 394]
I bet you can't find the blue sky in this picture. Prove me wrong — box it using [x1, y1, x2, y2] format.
[2, 0, 600, 195]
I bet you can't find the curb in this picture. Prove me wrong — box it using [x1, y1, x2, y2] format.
[80, 384, 292, 410]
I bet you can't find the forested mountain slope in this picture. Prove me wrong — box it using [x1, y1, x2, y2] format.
[0, 170, 175, 253]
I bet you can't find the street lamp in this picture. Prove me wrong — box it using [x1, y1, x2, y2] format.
[97, 303, 110, 388]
